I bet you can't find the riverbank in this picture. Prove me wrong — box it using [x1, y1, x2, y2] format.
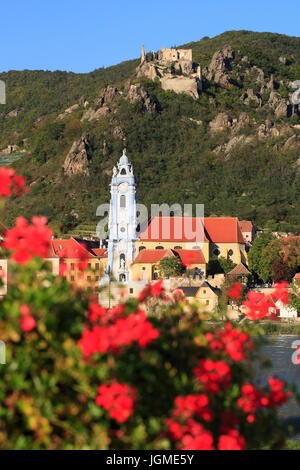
[260, 322, 300, 335]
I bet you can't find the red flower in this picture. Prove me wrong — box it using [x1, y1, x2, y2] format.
[151, 279, 164, 297]
[20, 315, 36, 332]
[0, 167, 28, 197]
[228, 283, 242, 300]
[272, 281, 289, 305]
[3, 216, 53, 264]
[193, 359, 232, 395]
[88, 304, 108, 323]
[206, 323, 253, 362]
[218, 429, 246, 450]
[138, 280, 165, 302]
[95, 383, 136, 423]
[243, 291, 274, 320]
[78, 309, 159, 357]
[182, 430, 215, 450]
[20, 304, 30, 316]
[166, 417, 215, 450]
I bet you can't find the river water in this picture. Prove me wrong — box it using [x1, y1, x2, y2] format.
[254, 335, 300, 439]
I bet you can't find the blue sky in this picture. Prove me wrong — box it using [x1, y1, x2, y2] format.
[1, 0, 300, 73]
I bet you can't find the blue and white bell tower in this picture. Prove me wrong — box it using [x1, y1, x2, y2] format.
[106, 149, 137, 282]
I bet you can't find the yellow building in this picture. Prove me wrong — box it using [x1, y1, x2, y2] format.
[130, 216, 247, 281]
[131, 248, 207, 282]
[49, 238, 107, 291]
[180, 282, 220, 312]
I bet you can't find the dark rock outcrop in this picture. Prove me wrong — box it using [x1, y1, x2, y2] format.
[205, 45, 234, 88]
[126, 84, 159, 113]
[63, 133, 90, 176]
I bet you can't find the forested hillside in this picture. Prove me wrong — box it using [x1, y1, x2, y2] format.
[1, 30, 300, 236]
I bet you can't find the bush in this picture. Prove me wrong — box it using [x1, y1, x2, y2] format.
[0, 168, 298, 450]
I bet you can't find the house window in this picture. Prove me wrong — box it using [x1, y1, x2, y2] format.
[203, 290, 206, 294]
[139, 246, 146, 252]
[129, 288, 133, 294]
[70, 275, 75, 281]
[120, 195, 126, 208]
[155, 246, 164, 250]
[95, 263, 99, 270]
[228, 249, 233, 257]
[95, 276, 99, 281]
[206, 300, 209, 305]
[71, 263, 75, 270]
[87, 276, 91, 282]
[142, 267, 146, 271]
[120, 168, 126, 175]
[192, 246, 201, 250]
[88, 263, 91, 269]
[213, 248, 220, 256]
[174, 246, 182, 250]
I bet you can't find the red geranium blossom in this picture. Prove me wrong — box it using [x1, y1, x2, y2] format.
[218, 429, 246, 450]
[20, 314, 36, 332]
[0, 167, 28, 197]
[243, 291, 274, 320]
[95, 383, 136, 423]
[228, 283, 242, 300]
[79, 309, 159, 357]
[272, 281, 289, 305]
[206, 322, 253, 362]
[3, 216, 53, 264]
[193, 359, 232, 394]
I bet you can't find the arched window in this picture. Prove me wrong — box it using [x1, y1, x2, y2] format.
[213, 248, 220, 256]
[139, 246, 146, 252]
[228, 249, 233, 257]
[120, 253, 125, 268]
[120, 195, 126, 208]
[120, 168, 127, 175]
[155, 246, 164, 250]
[174, 246, 182, 250]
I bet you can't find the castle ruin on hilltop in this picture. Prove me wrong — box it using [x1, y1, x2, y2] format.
[136, 45, 202, 100]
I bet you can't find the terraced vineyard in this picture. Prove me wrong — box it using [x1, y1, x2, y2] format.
[0, 154, 25, 167]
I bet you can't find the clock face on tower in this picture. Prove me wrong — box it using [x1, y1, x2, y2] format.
[119, 183, 128, 192]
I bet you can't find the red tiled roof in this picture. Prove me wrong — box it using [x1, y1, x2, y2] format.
[238, 220, 253, 233]
[173, 249, 206, 266]
[133, 248, 206, 265]
[92, 248, 108, 258]
[139, 217, 245, 244]
[51, 238, 96, 259]
[133, 249, 172, 264]
[139, 217, 208, 243]
[204, 217, 245, 244]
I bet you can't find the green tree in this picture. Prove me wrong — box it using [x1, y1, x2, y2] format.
[248, 232, 276, 282]
[158, 256, 184, 278]
[207, 256, 236, 275]
[260, 239, 283, 282]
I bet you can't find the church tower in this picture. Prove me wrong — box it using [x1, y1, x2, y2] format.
[106, 149, 137, 282]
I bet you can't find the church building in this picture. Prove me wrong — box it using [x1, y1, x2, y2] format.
[102, 150, 248, 284]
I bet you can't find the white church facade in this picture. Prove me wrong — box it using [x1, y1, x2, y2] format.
[106, 150, 138, 283]
[101, 150, 248, 286]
